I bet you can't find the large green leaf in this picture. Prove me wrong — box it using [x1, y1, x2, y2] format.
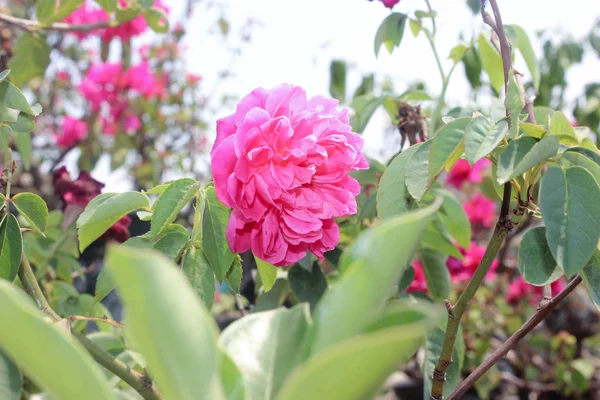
[77, 191, 150, 251]
[0, 214, 22, 282]
[12, 192, 48, 235]
[436, 189, 471, 248]
[420, 222, 463, 259]
[405, 139, 432, 201]
[6, 33, 51, 87]
[278, 304, 442, 400]
[374, 13, 408, 56]
[311, 197, 442, 354]
[105, 246, 224, 400]
[288, 264, 328, 311]
[464, 116, 508, 165]
[152, 224, 190, 260]
[517, 227, 563, 286]
[429, 118, 470, 183]
[423, 327, 465, 400]
[202, 187, 235, 282]
[181, 247, 215, 309]
[37, 0, 84, 24]
[349, 95, 383, 134]
[226, 255, 243, 293]
[150, 178, 199, 237]
[477, 33, 504, 93]
[376, 143, 421, 219]
[581, 250, 600, 311]
[0, 280, 112, 400]
[417, 248, 450, 301]
[540, 166, 600, 277]
[219, 304, 311, 400]
[219, 351, 247, 400]
[10, 113, 36, 133]
[505, 73, 525, 136]
[549, 111, 579, 145]
[505, 25, 540, 89]
[0, 350, 21, 400]
[561, 150, 600, 184]
[496, 136, 559, 184]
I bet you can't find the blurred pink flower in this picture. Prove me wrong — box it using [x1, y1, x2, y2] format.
[186, 73, 202, 84]
[211, 84, 368, 266]
[55, 117, 88, 149]
[63, 2, 108, 40]
[446, 158, 491, 189]
[52, 166, 104, 209]
[56, 71, 70, 82]
[407, 260, 428, 294]
[506, 276, 565, 305]
[463, 193, 496, 228]
[447, 241, 499, 282]
[381, 0, 401, 8]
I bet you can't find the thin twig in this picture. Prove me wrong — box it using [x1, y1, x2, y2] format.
[448, 276, 582, 400]
[0, 13, 111, 33]
[68, 315, 126, 329]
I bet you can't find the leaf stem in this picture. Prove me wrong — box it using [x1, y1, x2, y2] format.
[17, 251, 162, 400]
[68, 315, 126, 329]
[447, 275, 582, 400]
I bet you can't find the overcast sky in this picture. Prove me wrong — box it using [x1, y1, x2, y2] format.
[100, 0, 600, 190]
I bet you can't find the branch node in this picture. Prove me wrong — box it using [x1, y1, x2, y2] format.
[432, 367, 448, 381]
[444, 299, 454, 317]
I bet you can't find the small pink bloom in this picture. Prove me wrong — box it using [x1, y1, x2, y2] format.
[407, 260, 428, 294]
[186, 73, 202, 84]
[211, 84, 368, 266]
[55, 117, 88, 149]
[381, 0, 401, 8]
[56, 71, 70, 82]
[570, 120, 578, 127]
[447, 241, 498, 282]
[463, 194, 496, 228]
[506, 276, 565, 305]
[446, 159, 491, 189]
[124, 113, 141, 133]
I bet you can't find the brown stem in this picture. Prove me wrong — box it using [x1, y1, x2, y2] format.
[0, 13, 110, 33]
[447, 276, 582, 400]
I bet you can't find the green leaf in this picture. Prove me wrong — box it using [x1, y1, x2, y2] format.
[10, 113, 35, 133]
[496, 136, 559, 184]
[549, 111, 579, 145]
[219, 304, 311, 400]
[477, 33, 504, 93]
[520, 121, 546, 138]
[421, 223, 463, 259]
[6, 33, 51, 87]
[534, 106, 554, 129]
[77, 191, 150, 252]
[0, 280, 112, 400]
[561, 150, 600, 185]
[329, 60, 347, 102]
[0, 214, 22, 282]
[255, 255, 278, 292]
[202, 186, 235, 282]
[505, 25, 540, 89]
[376, 143, 421, 219]
[448, 43, 468, 63]
[151, 178, 199, 237]
[565, 146, 600, 165]
[374, 13, 408, 56]
[13, 132, 32, 170]
[437, 189, 471, 248]
[152, 224, 189, 260]
[429, 118, 470, 184]
[94, 268, 114, 304]
[143, 7, 169, 33]
[37, 0, 84, 24]
[105, 246, 223, 400]
[423, 327, 464, 399]
[0, 125, 10, 153]
[505, 72, 525, 138]
[255, 278, 289, 312]
[349, 95, 383, 134]
[225, 255, 243, 293]
[517, 227, 563, 286]
[278, 304, 442, 400]
[312, 197, 442, 354]
[405, 140, 432, 201]
[182, 247, 216, 309]
[540, 166, 600, 277]
[409, 19, 421, 37]
[219, 351, 247, 400]
[0, 350, 21, 400]
[12, 192, 48, 235]
[463, 47, 482, 89]
[288, 264, 328, 311]
[581, 250, 600, 311]
[418, 248, 450, 300]
[96, 0, 117, 11]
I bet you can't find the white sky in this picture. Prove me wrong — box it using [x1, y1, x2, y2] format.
[101, 0, 600, 191]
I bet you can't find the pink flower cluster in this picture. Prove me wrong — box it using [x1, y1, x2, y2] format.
[463, 193, 496, 229]
[408, 242, 499, 294]
[506, 276, 565, 305]
[64, 0, 169, 42]
[211, 84, 368, 266]
[55, 117, 88, 149]
[77, 62, 161, 136]
[446, 159, 491, 189]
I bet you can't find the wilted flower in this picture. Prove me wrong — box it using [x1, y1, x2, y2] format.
[55, 117, 88, 149]
[211, 84, 368, 266]
[463, 194, 496, 229]
[53, 167, 104, 209]
[446, 159, 491, 189]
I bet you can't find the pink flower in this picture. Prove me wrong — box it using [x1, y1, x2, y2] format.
[506, 276, 565, 305]
[447, 242, 498, 282]
[446, 159, 491, 189]
[52, 166, 104, 209]
[381, 0, 401, 8]
[211, 84, 368, 266]
[100, 215, 132, 243]
[125, 62, 160, 98]
[79, 62, 125, 111]
[56, 71, 70, 82]
[124, 113, 141, 133]
[63, 2, 108, 40]
[186, 73, 202, 84]
[407, 260, 428, 294]
[55, 117, 88, 149]
[463, 194, 496, 229]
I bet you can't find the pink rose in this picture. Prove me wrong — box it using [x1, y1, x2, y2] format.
[55, 116, 88, 149]
[211, 84, 368, 266]
[446, 158, 491, 189]
[463, 193, 496, 229]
